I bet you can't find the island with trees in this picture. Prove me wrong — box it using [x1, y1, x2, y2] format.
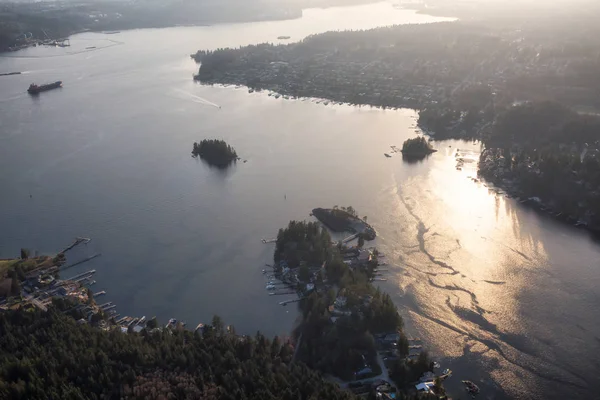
[271, 218, 444, 398]
[311, 206, 376, 240]
[192, 139, 239, 168]
[400, 137, 437, 159]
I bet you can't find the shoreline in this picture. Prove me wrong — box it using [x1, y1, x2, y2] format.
[478, 174, 600, 237]
[1, 1, 451, 54]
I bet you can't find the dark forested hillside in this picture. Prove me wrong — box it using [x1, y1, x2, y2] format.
[0, 309, 357, 400]
[478, 101, 600, 231]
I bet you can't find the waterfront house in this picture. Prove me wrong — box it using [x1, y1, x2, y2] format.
[383, 333, 400, 343]
[334, 296, 347, 308]
[357, 249, 373, 263]
[415, 382, 435, 394]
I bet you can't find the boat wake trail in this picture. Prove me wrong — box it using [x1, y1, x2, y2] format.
[0, 93, 27, 104]
[172, 88, 220, 108]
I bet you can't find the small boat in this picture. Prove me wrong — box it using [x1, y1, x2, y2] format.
[384, 153, 392, 158]
[462, 380, 480, 395]
[27, 81, 62, 94]
[166, 318, 177, 328]
[85, 46, 96, 49]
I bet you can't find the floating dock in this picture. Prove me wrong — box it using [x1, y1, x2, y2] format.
[61, 253, 101, 271]
[60, 237, 91, 254]
[64, 269, 96, 281]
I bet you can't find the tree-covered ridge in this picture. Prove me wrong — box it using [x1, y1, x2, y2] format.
[192, 139, 238, 168]
[478, 101, 600, 231]
[193, 13, 600, 118]
[0, 309, 357, 400]
[400, 137, 436, 157]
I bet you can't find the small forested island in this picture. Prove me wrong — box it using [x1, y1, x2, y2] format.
[312, 206, 376, 240]
[272, 220, 444, 397]
[400, 137, 437, 158]
[192, 139, 238, 168]
[477, 101, 600, 232]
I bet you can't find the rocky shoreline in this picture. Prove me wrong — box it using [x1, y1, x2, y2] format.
[312, 207, 376, 240]
[478, 150, 600, 235]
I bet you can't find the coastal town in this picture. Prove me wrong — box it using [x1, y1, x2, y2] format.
[0, 238, 196, 337]
[193, 16, 599, 118]
[0, 206, 470, 399]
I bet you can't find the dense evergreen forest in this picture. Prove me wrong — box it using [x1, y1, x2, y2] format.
[0, 309, 358, 400]
[478, 101, 600, 230]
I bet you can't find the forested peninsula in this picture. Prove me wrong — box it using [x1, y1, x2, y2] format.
[477, 101, 600, 232]
[193, 15, 600, 141]
[272, 220, 441, 397]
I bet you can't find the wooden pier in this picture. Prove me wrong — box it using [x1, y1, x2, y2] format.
[341, 233, 360, 244]
[279, 299, 301, 306]
[64, 269, 96, 281]
[61, 253, 101, 271]
[60, 237, 91, 254]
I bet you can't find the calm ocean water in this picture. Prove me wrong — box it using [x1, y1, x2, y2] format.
[0, 2, 598, 399]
